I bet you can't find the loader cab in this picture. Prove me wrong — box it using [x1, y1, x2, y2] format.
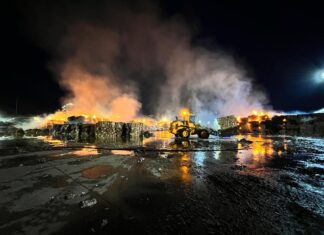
[189, 115, 196, 124]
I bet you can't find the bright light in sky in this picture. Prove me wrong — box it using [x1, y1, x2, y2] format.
[314, 69, 324, 83]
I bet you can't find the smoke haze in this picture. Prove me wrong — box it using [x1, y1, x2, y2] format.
[23, 1, 270, 123]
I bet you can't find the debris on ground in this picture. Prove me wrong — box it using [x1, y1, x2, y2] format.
[64, 193, 77, 200]
[134, 147, 145, 155]
[137, 157, 145, 163]
[80, 198, 98, 208]
[101, 219, 108, 228]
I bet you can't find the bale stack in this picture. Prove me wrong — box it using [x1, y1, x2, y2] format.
[217, 115, 238, 130]
[59, 124, 79, 140]
[0, 122, 16, 136]
[51, 124, 64, 138]
[51, 123, 95, 141]
[79, 124, 96, 142]
[130, 122, 144, 137]
[25, 128, 49, 136]
[95, 122, 120, 140]
[95, 121, 144, 140]
[217, 116, 239, 136]
[0, 122, 25, 137]
[267, 113, 324, 137]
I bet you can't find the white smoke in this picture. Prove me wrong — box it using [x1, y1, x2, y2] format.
[20, 2, 271, 127]
[159, 47, 269, 122]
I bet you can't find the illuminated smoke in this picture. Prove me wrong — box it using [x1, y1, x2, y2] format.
[57, 64, 141, 122]
[21, 2, 271, 126]
[159, 47, 269, 122]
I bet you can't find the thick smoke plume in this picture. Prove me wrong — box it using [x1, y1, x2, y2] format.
[26, 2, 270, 126]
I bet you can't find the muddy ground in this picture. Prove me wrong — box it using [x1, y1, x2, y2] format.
[0, 133, 323, 234]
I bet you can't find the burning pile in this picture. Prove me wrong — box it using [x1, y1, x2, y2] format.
[217, 111, 272, 135]
[237, 111, 271, 133]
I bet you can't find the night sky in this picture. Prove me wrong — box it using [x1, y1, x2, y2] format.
[3, 0, 324, 116]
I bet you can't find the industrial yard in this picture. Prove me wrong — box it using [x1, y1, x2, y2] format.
[0, 132, 323, 234]
[3, 1, 324, 234]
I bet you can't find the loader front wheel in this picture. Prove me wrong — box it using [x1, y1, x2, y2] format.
[179, 129, 190, 138]
[198, 130, 209, 139]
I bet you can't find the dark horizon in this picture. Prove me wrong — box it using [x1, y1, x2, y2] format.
[2, 0, 324, 116]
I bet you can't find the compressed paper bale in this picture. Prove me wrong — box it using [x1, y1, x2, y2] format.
[79, 124, 95, 142]
[95, 121, 144, 141]
[299, 124, 314, 136]
[130, 122, 144, 136]
[25, 129, 49, 136]
[314, 122, 324, 137]
[50, 121, 144, 142]
[217, 115, 238, 130]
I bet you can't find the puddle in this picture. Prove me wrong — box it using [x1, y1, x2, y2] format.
[81, 165, 117, 179]
[72, 147, 99, 156]
[111, 150, 134, 156]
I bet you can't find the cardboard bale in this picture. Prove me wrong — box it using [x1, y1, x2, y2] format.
[95, 121, 144, 140]
[95, 122, 118, 140]
[217, 116, 238, 130]
[314, 122, 324, 137]
[79, 124, 96, 142]
[0, 122, 17, 136]
[130, 122, 144, 136]
[25, 128, 50, 136]
[299, 124, 314, 136]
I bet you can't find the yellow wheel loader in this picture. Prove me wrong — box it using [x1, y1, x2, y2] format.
[169, 109, 210, 139]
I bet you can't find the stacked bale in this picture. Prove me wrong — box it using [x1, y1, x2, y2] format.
[79, 124, 95, 142]
[51, 123, 95, 141]
[25, 128, 49, 136]
[270, 113, 324, 137]
[95, 122, 120, 140]
[217, 115, 238, 130]
[130, 122, 144, 137]
[314, 122, 324, 137]
[95, 121, 144, 140]
[0, 122, 17, 136]
[51, 124, 64, 138]
[0, 122, 25, 137]
[284, 115, 299, 135]
[217, 116, 239, 136]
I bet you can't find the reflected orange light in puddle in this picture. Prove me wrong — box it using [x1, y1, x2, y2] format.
[142, 131, 172, 145]
[179, 153, 191, 183]
[111, 150, 134, 156]
[38, 136, 65, 147]
[238, 135, 275, 170]
[81, 165, 115, 179]
[73, 145, 99, 156]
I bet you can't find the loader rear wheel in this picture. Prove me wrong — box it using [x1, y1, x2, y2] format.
[179, 129, 190, 138]
[198, 130, 209, 139]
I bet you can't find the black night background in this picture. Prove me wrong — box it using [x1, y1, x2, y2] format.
[3, 0, 324, 115]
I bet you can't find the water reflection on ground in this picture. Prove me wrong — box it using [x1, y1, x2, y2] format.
[0, 132, 323, 234]
[36, 132, 321, 177]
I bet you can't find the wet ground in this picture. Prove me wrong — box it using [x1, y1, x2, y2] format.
[0, 132, 323, 234]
